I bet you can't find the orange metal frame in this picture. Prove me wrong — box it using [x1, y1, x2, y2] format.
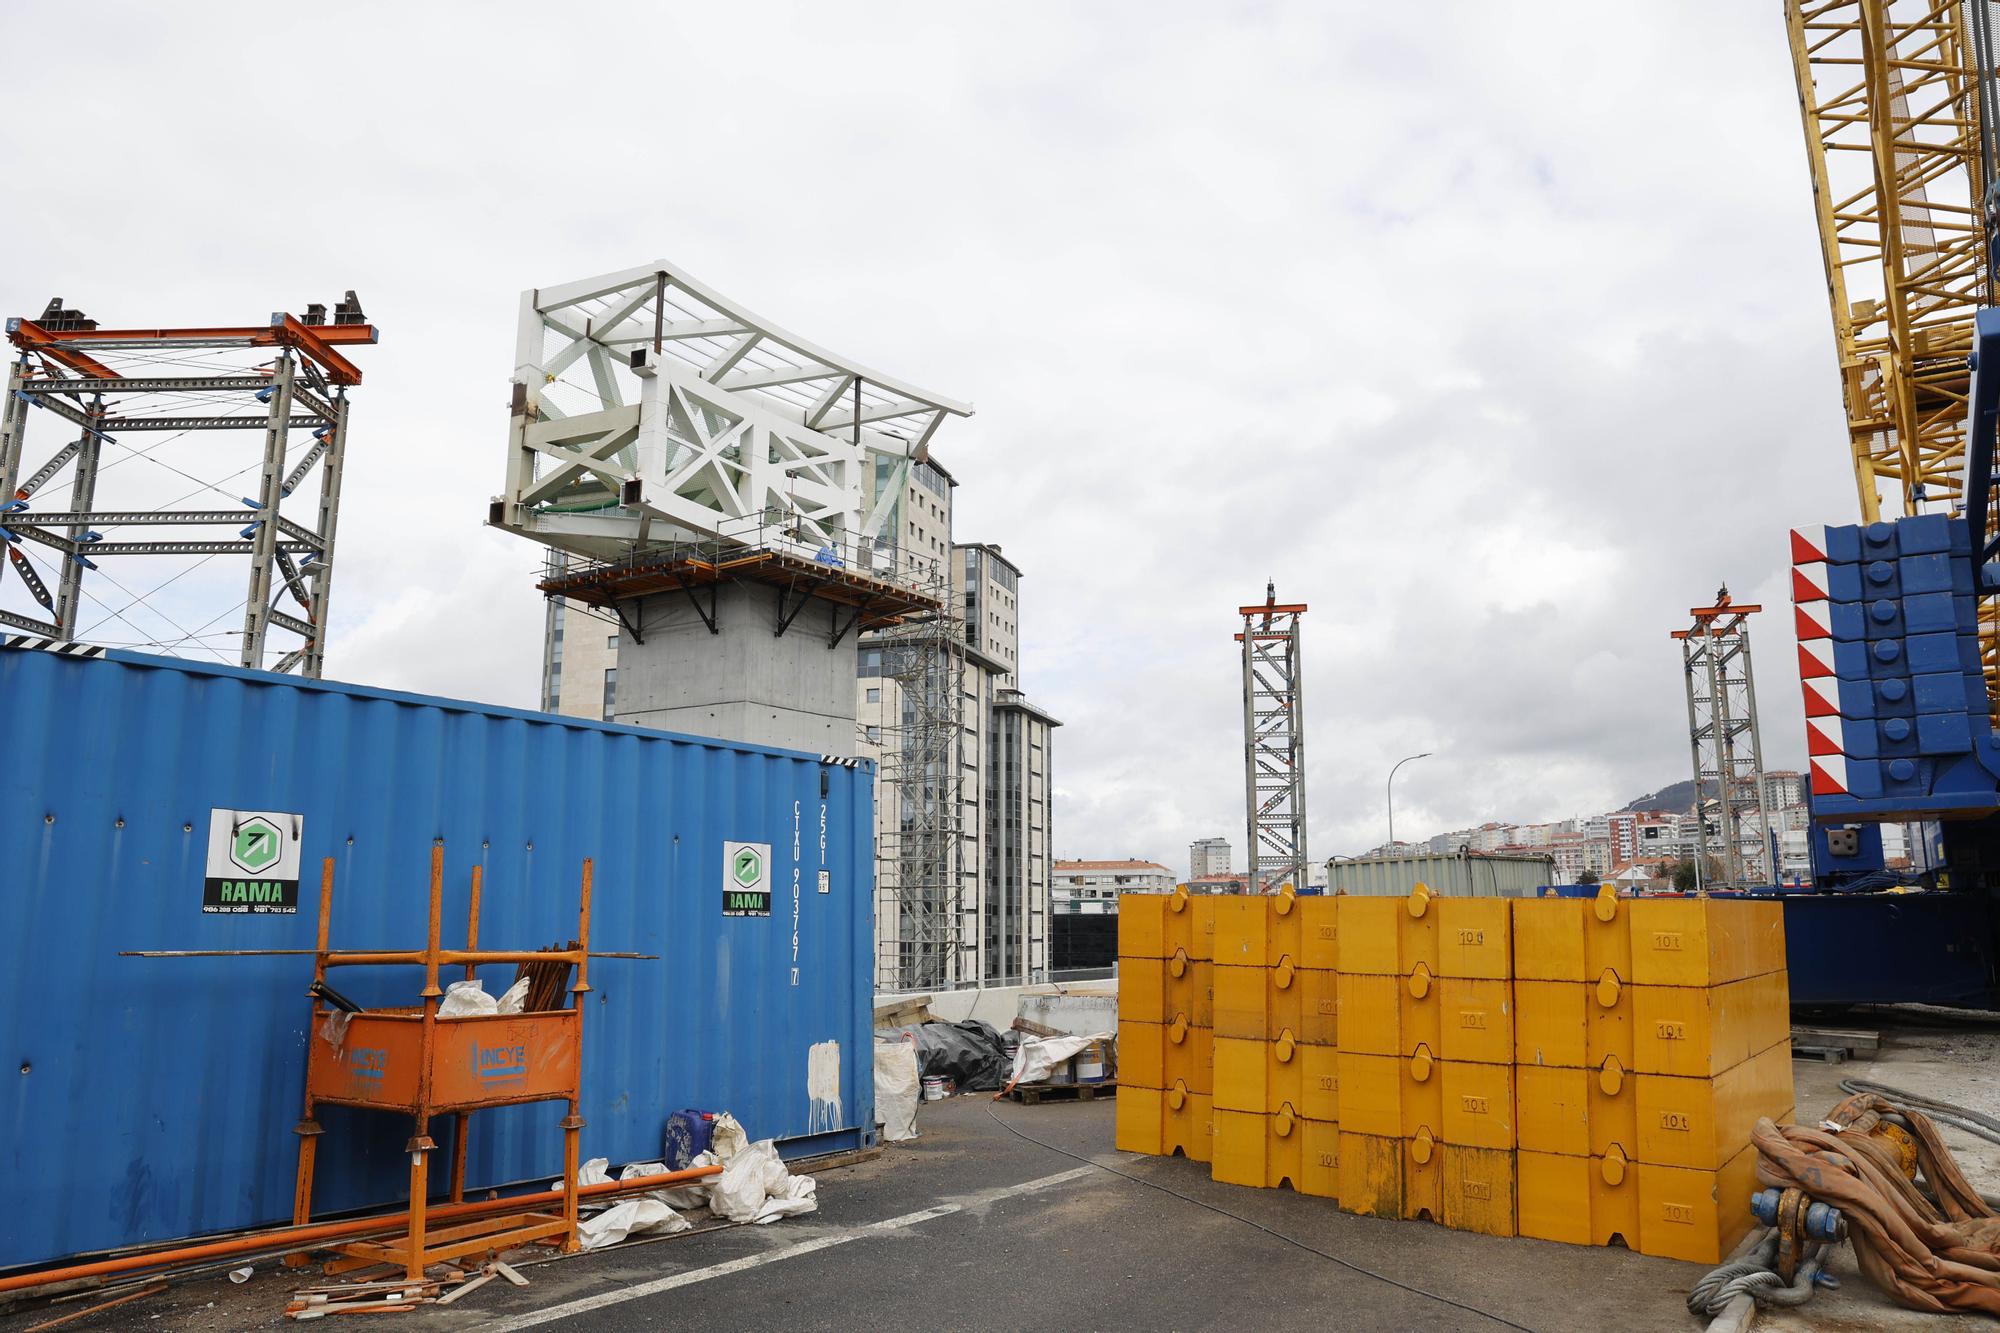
[538, 542, 942, 630]
[1670, 598, 1763, 641]
[289, 846, 594, 1279]
[7, 315, 379, 385]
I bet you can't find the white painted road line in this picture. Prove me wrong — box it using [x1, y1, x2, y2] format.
[476, 1165, 1096, 1331]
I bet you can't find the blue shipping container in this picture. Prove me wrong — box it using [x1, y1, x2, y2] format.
[0, 642, 876, 1269]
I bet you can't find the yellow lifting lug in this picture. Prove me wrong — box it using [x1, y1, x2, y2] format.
[1593, 883, 1620, 923]
[1776, 1185, 1807, 1283]
[1872, 1120, 1919, 1180]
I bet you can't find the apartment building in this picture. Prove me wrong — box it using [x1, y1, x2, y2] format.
[854, 461, 1059, 991]
[1189, 837, 1231, 880]
[1054, 860, 1177, 902]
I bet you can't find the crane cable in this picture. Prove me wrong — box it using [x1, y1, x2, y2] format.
[1973, 0, 2000, 292]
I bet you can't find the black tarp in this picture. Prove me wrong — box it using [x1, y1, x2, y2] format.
[878, 1019, 1013, 1091]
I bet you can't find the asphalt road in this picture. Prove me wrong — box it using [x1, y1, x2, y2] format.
[420, 1096, 1700, 1333]
[0, 1094, 1758, 1332]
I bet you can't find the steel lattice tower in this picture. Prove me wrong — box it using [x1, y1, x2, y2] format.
[868, 567, 966, 992]
[1239, 583, 1308, 894]
[0, 298, 376, 675]
[1674, 592, 1773, 888]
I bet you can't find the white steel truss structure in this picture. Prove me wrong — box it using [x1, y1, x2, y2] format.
[0, 298, 376, 676]
[1675, 594, 1773, 889]
[1239, 584, 1309, 894]
[495, 261, 972, 578]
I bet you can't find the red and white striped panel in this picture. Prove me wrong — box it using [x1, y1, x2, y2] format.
[1791, 562, 1829, 602]
[1790, 526, 1831, 565]
[1809, 755, 1848, 796]
[1800, 677, 1839, 718]
[1795, 602, 1830, 640]
[1797, 639, 1835, 679]
[1805, 715, 1843, 756]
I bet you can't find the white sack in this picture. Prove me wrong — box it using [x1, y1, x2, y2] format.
[656, 1151, 719, 1209]
[875, 1039, 921, 1142]
[438, 979, 497, 1017]
[495, 976, 530, 1015]
[706, 1139, 818, 1224]
[555, 1156, 614, 1193]
[1007, 1032, 1114, 1087]
[576, 1197, 691, 1250]
[709, 1112, 749, 1162]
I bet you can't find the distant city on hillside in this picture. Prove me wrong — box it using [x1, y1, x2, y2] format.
[1352, 770, 1910, 886]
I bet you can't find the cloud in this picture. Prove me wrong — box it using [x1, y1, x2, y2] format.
[0, 2, 1857, 879]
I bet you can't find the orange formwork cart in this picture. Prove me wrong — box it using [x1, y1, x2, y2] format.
[290, 843, 599, 1280]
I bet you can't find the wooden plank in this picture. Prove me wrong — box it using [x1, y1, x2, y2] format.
[491, 1261, 530, 1287]
[1791, 1024, 1879, 1054]
[1006, 1080, 1118, 1104]
[434, 1272, 495, 1307]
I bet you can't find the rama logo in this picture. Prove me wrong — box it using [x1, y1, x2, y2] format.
[732, 846, 764, 888]
[229, 816, 283, 875]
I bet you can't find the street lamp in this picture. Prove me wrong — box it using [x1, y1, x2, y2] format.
[1386, 752, 1432, 847]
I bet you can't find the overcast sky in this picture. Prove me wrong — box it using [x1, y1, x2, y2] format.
[0, 3, 1855, 877]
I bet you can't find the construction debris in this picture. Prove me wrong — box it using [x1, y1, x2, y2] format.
[23, 1280, 167, 1332]
[284, 1258, 535, 1320]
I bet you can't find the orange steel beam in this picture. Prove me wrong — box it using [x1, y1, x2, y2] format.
[21, 323, 379, 346]
[269, 314, 369, 385]
[1237, 603, 1307, 615]
[4, 323, 114, 379]
[1669, 607, 1758, 640]
[9, 315, 378, 386]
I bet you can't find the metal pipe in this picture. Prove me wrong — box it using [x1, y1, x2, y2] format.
[0, 1163, 723, 1296]
[119, 950, 653, 960]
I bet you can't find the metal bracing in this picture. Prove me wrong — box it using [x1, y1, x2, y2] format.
[0, 302, 376, 674]
[1674, 595, 1773, 888]
[1787, 0, 1991, 515]
[1238, 583, 1309, 895]
[868, 569, 967, 993]
[495, 260, 971, 583]
[1787, 0, 2000, 711]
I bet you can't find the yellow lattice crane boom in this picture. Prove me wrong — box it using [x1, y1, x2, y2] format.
[1786, 0, 2000, 697]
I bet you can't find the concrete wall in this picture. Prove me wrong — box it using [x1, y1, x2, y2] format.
[876, 979, 1115, 1030]
[615, 582, 859, 756]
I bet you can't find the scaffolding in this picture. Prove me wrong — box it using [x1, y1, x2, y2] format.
[1238, 582, 1309, 894]
[866, 554, 965, 992]
[1673, 591, 1773, 888]
[0, 297, 376, 675]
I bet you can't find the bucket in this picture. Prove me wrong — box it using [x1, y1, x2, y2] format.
[921, 1075, 951, 1101]
[1075, 1040, 1108, 1084]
